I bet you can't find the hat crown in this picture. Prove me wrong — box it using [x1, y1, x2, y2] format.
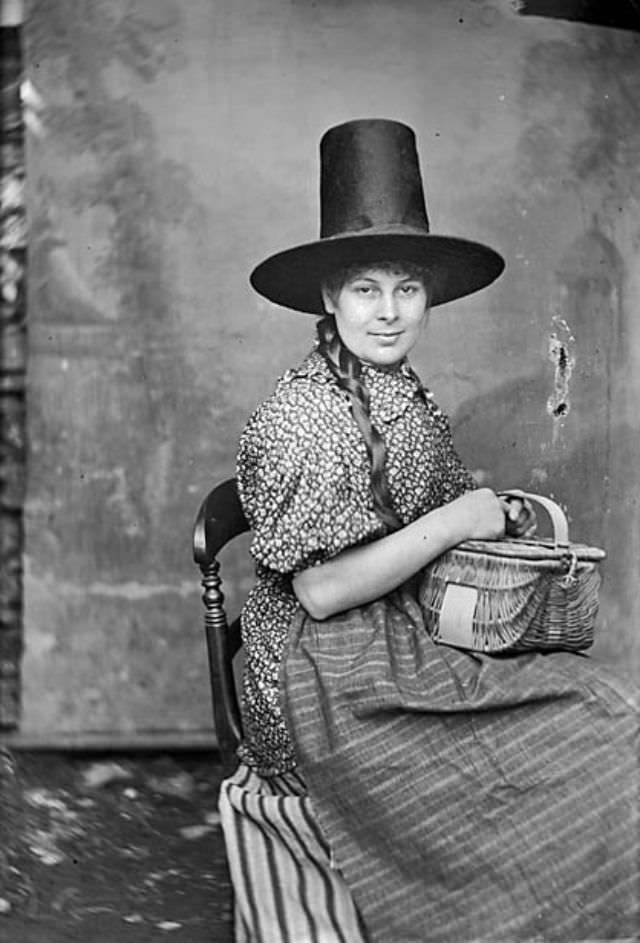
[249, 117, 505, 314]
[319, 119, 430, 238]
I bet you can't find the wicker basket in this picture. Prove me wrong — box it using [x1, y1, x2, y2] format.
[419, 492, 606, 654]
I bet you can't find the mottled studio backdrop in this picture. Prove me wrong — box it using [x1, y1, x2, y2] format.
[18, 0, 640, 738]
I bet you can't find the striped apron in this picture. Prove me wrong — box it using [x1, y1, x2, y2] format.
[281, 586, 640, 942]
[219, 763, 368, 943]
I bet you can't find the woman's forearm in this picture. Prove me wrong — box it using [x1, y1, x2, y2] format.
[292, 509, 450, 619]
[292, 488, 506, 620]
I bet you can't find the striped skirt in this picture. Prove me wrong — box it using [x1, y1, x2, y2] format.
[218, 763, 368, 943]
[282, 587, 640, 942]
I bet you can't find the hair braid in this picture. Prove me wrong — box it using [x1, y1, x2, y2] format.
[316, 315, 403, 531]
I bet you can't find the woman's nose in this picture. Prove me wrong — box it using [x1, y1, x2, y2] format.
[377, 291, 399, 320]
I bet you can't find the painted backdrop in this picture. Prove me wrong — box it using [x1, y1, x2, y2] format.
[20, 0, 640, 738]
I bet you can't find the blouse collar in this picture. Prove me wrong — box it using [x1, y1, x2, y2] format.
[290, 349, 423, 422]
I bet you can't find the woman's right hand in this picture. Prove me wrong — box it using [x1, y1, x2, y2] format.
[440, 488, 506, 545]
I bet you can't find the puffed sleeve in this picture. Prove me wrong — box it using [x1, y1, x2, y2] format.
[236, 380, 385, 575]
[441, 423, 476, 503]
[424, 391, 477, 505]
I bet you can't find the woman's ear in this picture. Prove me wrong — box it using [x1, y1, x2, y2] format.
[321, 287, 335, 315]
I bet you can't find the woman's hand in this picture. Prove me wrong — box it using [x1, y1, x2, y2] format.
[499, 493, 537, 538]
[440, 488, 507, 543]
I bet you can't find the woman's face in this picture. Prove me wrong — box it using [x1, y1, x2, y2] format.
[321, 266, 430, 367]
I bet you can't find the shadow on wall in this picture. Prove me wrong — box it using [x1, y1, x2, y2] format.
[452, 226, 637, 658]
[516, 0, 640, 34]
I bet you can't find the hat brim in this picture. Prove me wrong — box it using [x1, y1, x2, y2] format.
[250, 233, 505, 314]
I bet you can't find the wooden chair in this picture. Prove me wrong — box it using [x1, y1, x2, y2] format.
[192, 477, 248, 775]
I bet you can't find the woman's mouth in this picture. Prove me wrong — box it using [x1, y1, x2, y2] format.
[370, 331, 403, 343]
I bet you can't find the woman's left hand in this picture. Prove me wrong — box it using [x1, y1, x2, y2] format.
[499, 493, 537, 538]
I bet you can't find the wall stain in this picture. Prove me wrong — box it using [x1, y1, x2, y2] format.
[25, 1, 229, 580]
[518, 32, 640, 210]
[546, 315, 575, 444]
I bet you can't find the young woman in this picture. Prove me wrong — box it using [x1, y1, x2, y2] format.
[219, 119, 639, 943]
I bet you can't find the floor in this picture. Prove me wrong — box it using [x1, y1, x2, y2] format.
[1, 750, 233, 943]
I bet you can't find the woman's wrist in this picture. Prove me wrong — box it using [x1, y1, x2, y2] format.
[419, 503, 467, 553]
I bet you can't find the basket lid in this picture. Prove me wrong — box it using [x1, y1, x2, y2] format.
[456, 537, 606, 563]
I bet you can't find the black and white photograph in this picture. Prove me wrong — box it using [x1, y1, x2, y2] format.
[1, 1, 639, 940]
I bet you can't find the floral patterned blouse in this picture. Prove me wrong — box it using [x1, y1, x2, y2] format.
[235, 348, 475, 775]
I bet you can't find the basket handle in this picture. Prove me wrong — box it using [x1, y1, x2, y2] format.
[500, 490, 570, 548]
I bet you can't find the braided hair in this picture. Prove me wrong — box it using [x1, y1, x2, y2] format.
[317, 261, 432, 532]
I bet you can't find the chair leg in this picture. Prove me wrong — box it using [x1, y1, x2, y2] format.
[201, 560, 243, 775]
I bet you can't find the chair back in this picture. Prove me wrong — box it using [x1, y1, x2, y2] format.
[193, 477, 249, 774]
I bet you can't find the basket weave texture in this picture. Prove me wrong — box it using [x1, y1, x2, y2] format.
[419, 493, 606, 654]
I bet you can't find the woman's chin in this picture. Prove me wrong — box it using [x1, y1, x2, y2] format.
[360, 346, 407, 368]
